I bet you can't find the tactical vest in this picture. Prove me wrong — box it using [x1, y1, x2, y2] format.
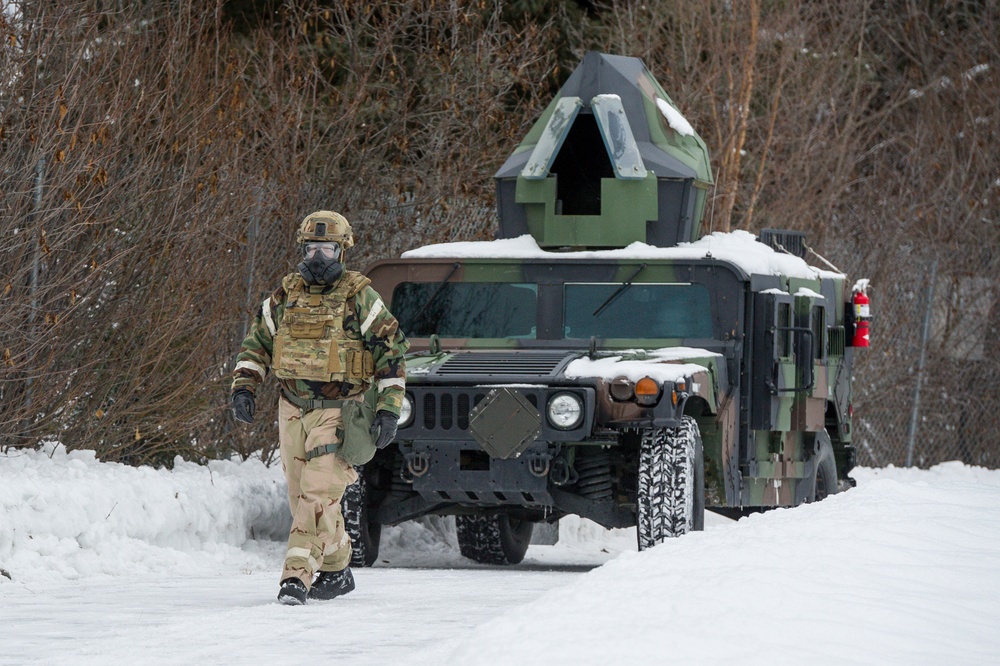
[272, 271, 375, 383]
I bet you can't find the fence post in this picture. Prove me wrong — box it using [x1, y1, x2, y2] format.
[25, 156, 46, 412]
[905, 258, 938, 467]
[241, 191, 260, 340]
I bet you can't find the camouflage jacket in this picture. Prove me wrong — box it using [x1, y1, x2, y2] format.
[232, 270, 409, 416]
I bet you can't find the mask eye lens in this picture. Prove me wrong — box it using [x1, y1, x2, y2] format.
[304, 243, 340, 260]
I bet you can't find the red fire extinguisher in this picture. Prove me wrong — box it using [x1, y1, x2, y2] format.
[852, 280, 871, 347]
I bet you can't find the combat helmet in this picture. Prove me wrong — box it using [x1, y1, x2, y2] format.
[295, 210, 354, 249]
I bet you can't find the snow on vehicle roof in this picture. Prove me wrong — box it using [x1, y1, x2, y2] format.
[655, 97, 696, 137]
[564, 347, 720, 383]
[401, 230, 843, 280]
[794, 287, 824, 299]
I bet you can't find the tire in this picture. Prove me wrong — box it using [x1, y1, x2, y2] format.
[637, 416, 705, 551]
[456, 514, 535, 565]
[342, 471, 382, 567]
[810, 432, 838, 502]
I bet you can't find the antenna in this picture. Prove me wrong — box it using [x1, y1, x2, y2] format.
[707, 181, 718, 235]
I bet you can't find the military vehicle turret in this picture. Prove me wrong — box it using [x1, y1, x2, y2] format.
[343, 52, 860, 565]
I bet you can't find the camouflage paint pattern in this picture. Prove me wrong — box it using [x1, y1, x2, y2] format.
[273, 272, 374, 383]
[232, 270, 409, 416]
[277, 397, 358, 586]
[367, 252, 854, 512]
[495, 52, 713, 249]
[515, 173, 659, 248]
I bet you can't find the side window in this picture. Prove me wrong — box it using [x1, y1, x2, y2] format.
[812, 306, 825, 360]
[777, 302, 791, 358]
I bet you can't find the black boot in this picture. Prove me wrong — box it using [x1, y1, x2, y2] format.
[308, 568, 356, 600]
[277, 577, 307, 605]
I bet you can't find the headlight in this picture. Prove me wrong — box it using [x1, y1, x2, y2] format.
[398, 394, 414, 427]
[547, 392, 583, 430]
[609, 376, 634, 401]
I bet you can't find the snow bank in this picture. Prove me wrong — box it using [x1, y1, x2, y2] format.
[3, 444, 999, 664]
[0, 444, 638, 581]
[375, 513, 640, 570]
[376, 515, 466, 567]
[447, 463, 1000, 665]
[0, 443, 290, 584]
[402, 230, 837, 280]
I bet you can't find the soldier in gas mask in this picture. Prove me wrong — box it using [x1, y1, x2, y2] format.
[230, 211, 408, 605]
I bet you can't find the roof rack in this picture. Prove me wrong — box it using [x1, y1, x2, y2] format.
[759, 229, 807, 259]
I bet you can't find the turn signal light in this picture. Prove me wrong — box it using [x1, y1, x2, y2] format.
[635, 377, 660, 406]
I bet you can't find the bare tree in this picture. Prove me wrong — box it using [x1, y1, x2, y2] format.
[0, 0, 995, 467]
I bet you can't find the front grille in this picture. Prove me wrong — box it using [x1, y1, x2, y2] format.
[418, 389, 539, 432]
[423, 394, 435, 430]
[441, 394, 453, 429]
[434, 351, 572, 377]
[458, 394, 470, 429]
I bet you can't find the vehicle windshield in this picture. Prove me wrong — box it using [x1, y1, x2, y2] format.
[392, 282, 538, 338]
[564, 283, 713, 339]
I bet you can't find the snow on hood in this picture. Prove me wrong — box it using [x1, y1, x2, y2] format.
[402, 230, 841, 280]
[564, 347, 718, 383]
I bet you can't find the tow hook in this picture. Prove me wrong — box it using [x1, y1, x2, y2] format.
[549, 456, 578, 486]
[405, 451, 430, 477]
[527, 452, 552, 478]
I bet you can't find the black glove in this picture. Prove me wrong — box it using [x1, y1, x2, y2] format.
[231, 389, 255, 424]
[370, 410, 398, 450]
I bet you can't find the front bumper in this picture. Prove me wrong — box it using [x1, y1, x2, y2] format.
[401, 439, 556, 506]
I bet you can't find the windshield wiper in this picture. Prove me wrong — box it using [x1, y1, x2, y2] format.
[415, 262, 462, 322]
[592, 263, 647, 317]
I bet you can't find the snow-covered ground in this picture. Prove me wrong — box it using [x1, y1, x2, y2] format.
[2, 444, 998, 665]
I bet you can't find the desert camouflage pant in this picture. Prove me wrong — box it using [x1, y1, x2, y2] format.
[278, 396, 359, 587]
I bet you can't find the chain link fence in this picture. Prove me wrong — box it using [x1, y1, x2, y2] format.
[824, 235, 998, 469]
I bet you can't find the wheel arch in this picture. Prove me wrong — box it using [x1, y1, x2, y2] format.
[683, 395, 729, 508]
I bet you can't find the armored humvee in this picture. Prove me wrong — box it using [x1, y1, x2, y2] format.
[343, 52, 860, 565]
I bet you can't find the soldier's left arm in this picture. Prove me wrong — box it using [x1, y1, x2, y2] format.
[354, 285, 409, 416]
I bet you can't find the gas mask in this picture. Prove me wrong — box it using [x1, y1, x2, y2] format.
[297, 242, 344, 286]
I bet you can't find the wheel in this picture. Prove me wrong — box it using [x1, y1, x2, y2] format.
[637, 416, 705, 551]
[456, 514, 535, 565]
[341, 470, 382, 567]
[810, 431, 838, 502]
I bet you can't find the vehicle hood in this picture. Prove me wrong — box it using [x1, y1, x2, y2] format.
[404, 347, 722, 385]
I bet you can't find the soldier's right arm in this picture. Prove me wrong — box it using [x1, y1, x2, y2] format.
[231, 286, 286, 395]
